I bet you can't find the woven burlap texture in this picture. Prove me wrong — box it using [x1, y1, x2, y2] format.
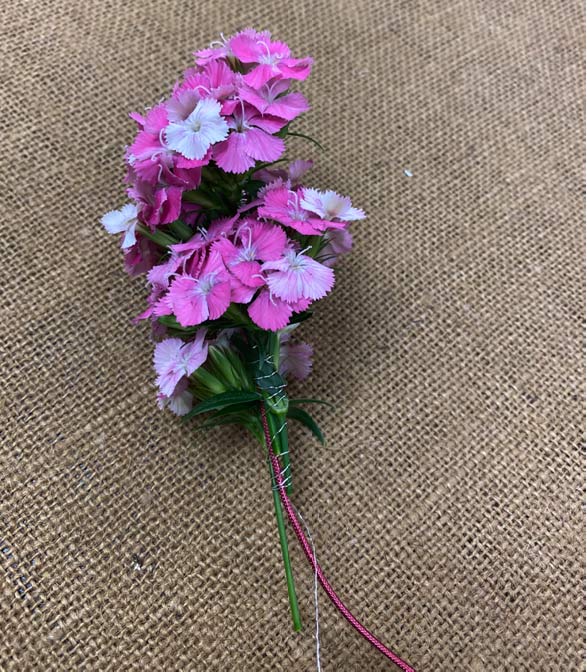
[0, 1, 584, 670]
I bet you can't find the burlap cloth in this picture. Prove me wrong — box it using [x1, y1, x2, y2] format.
[0, 1, 584, 670]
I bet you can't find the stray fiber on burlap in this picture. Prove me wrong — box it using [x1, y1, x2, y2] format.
[0, 1, 584, 670]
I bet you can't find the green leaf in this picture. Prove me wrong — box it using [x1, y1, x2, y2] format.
[157, 315, 197, 332]
[183, 391, 261, 421]
[290, 398, 335, 409]
[289, 310, 313, 325]
[286, 131, 325, 152]
[207, 401, 259, 419]
[167, 219, 193, 241]
[136, 224, 177, 247]
[286, 407, 325, 445]
[182, 190, 217, 209]
[197, 411, 264, 443]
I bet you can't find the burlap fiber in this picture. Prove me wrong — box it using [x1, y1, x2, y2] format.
[0, 1, 584, 670]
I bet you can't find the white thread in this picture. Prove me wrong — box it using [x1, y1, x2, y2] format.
[291, 503, 322, 672]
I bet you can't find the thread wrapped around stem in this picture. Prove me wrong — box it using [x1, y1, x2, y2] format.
[261, 403, 416, 672]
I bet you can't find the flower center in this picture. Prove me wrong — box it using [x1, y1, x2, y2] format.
[238, 245, 257, 262]
[196, 274, 216, 295]
[288, 207, 308, 221]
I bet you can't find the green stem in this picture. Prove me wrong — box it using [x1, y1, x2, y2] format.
[167, 219, 193, 241]
[267, 433, 302, 632]
[286, 130, 325, 152]
[136, 224, 177, 248]
[182, 189, 217, 209]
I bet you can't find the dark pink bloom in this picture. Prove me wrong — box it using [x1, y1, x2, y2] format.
[238, 78, 309, 121]
[126, 105, 205, 190]
[230, 32, 312, 88]
[123, 237, 160, 276]
[213, 104, 286, 173]
[128, 180, 183, 228]
[247, 289, 294, 331]
[247, 289, 311, 331]
[214, 219, 287, 287]
[176, 60, 238, 116]
[167, 252, 231, 326]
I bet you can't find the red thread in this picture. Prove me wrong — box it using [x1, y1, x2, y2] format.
[260, 405, 415, 672]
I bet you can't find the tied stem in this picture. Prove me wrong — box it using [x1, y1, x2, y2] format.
[266, 405, 301, 631]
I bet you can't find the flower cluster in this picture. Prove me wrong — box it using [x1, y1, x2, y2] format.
[102, 29, 364, 415]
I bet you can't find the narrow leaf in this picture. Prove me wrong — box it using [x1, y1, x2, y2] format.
[287, 407, 325, 445]
[183, 391, 261, 421]
[286, 131, 325, 152]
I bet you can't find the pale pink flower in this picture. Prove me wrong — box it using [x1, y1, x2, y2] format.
[287, 159, 313, 185]
[165, 98, 229, 160]
[279, 341, 313, 380]
[300, 188, 366, 222]
[157, 377, 193, 415]
[153, 330, 208, 397]
[213, 104, 286, 173]
[101, 203, 139, 249]
[230, 32, 312, 88]
[263, 249, 334, 303]
[318, 228, 354, 267]
[258, 187, 345, 235]
[167, 252, 231, 326]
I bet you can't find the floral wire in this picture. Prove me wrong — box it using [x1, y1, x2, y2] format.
[260, 404, 416, 672]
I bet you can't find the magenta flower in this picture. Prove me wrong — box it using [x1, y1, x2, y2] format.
[123, 237, 159, 276]
[238, 78, 309, 121]
[153, 330, 208, 397]
[300, 188, 366, 222]
[172, 60, 238, 117]
[128, 179, 183, 228]
[167, 252, 232, 326]
[213, 104, 286, 173]
[126, 105, 171, 185]
[165, 98, 229, 160]
[247, 289, 294, 331]
[258, 186, 345, 235]
[230, 32, 312, 88]
[193, 30, 242, 66]
[101, 203, 138, 249]
[262, 249, 335, 303]
[214, 219, 287, 287]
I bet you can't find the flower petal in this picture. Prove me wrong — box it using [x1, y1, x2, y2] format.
[248, 290, 293, 331]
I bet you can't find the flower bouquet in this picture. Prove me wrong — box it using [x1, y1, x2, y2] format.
[102, 29, 413, 671]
